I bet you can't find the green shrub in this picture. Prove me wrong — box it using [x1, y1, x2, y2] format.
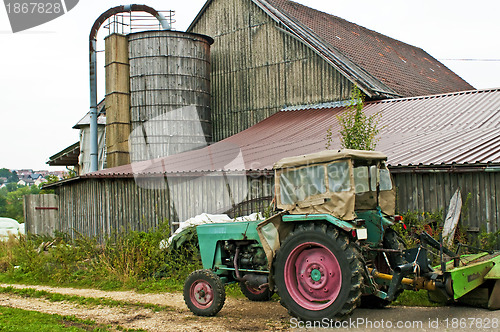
[0, 222, 202, 291]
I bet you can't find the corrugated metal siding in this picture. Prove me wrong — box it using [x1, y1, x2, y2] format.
[190, 0, 353, 141]
[55, 169, 499, 240]
[393, 171, 500, 236]
[55, 175, 274, 239]
[57, 179, 172, 239]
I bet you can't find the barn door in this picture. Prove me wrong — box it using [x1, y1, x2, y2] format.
[23, 194, 58, 236]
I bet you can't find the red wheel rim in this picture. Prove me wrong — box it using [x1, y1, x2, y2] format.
[245, 284, 266, 295]
[190, 279, 214, 309]
[284, 242, 342, 310]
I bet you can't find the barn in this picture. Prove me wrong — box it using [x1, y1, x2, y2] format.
[36, 0, 496, 240]
[42, 89, 500, 240]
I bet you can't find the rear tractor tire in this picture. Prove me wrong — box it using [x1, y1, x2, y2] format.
[274, 223, 362, 322]
[239, 282, 273, 301]
[183, 269, 226, 316]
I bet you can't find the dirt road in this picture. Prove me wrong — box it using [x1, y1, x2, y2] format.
[0, 283, 498, 331]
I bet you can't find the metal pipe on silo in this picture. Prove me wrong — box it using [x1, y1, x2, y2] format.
[88, 5, 171, 172]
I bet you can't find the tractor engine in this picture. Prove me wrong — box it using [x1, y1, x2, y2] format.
[223, 240, 268, 288]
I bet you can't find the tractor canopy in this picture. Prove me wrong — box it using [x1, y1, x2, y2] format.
[274, 149, 395, 220]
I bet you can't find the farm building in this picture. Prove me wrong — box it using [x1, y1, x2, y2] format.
[41, 88, 500, 240]
[36, 1, 495, 240]
[188, 0, 473, 140]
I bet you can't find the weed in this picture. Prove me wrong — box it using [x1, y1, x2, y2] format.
[391, 290, 442, 307]
[478, 228, 500, 251]
[0, 221, 202, 293]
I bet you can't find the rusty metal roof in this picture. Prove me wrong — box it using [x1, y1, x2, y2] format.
[262, 0, 474, 98]
[189, 0, 474, 99]
[85, 88, 500, 179]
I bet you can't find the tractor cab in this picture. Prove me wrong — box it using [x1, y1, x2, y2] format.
[274, 149, 395, 220]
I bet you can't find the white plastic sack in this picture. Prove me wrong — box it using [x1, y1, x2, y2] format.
[0, 217, 20, 240]
[163, 212, 263, 248]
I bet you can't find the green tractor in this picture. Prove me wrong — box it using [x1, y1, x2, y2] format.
[183, 149, 500, 321]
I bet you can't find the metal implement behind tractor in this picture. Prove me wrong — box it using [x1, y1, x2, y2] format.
[183, 149, 500, 321]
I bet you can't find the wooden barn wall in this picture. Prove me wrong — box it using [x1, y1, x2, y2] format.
[55, 175, 273, 240]
[189, 0, 353, 141]
[392, 170, 500, 235]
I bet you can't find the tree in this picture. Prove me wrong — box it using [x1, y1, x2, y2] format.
[0, 168, 18, 183]
[328, 86, 382, 151]
[0, 195, 6, 216]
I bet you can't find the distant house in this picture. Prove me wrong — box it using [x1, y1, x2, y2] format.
[17, 178, 34, 186]
[29, 174, 43, 181]
[34, 177, 47, 187]
[16, 169, 33, 177]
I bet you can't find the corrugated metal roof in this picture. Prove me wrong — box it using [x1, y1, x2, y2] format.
[47, 142, 80, 166]
[85, 88, 500, 178]
[262, 0, 474, 97]
[188, 0, 474, 98]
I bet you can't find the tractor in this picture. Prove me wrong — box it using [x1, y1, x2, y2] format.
[182, 149, 500, 321]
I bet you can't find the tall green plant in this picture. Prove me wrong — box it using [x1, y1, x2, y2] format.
[331, 86, 382, 151]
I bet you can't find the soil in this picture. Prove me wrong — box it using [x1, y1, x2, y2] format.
[1, 283, 498, 331]
[0, 283, 290, 331]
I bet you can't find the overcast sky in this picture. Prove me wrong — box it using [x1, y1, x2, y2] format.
[1, 0, 499, 171]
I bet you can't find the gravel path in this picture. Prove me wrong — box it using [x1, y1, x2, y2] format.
[0, 283, 290, 331]
[0, 284, 498, 331]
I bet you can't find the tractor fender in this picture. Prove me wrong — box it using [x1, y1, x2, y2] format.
[281, 214, 356, 232]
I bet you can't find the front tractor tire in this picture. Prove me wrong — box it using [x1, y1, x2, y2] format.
[183, 269, 226, 316]
[239, 282, 273, 301]
[274, 223, 362, 322]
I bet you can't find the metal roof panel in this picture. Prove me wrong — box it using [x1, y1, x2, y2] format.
[85, 89, 500, 178]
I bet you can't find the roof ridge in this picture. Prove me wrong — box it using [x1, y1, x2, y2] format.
[368, 87, 500, 105]
[254, 0, 398, 98]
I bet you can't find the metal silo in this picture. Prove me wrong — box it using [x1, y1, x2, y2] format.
[128, 30, 213, 162]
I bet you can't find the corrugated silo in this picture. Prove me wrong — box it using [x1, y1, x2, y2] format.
[128, 30, 213, 162]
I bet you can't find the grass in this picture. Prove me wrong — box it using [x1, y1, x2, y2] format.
[392, 289, 443, 307]
[0, 306, 109, 331]
[0, 286, 174, 312]
[0, 225, 202, 294]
